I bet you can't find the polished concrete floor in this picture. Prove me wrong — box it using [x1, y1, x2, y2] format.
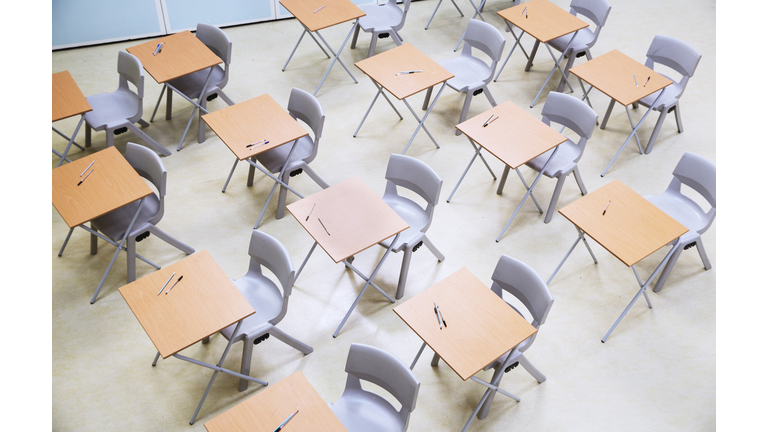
[51, 0, 716, 430]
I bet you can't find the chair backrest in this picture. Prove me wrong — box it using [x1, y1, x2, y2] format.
[125, 142, 166, 225]
[287, 87, 325, 162]
[460, 19, 506, 80]
[247, 229, 295, 294]
[343, 343, 420, 426]
[644, 35, 701, 99]
[665, 152, 716, 233]
[490, 255, 554, 351]
[569, 0, 611, 49]
[117, 51, 144, 99]
[384, 154, 442, 232]
[540, 92, 597, 163]
[390, 0, 411, 32]
[196, 23, 232, 87]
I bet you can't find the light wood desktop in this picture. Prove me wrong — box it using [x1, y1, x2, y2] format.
[204, 371, 348, 432]
[354, 43, 454, 154]
[203, 94, 309, 227]
[280, 0, 365, 95]
[496, 0, 588, 106]
[568, 50, 673, 176]
[127, 30, 223, 150]
[450, 100, 567, 241]
[550, 179, 688, 341]
[53, 147, 153, 304]
[394, 267, 537, 381]
[287, 176, 409, 336]
[119, 250, 260, 424]
[52, 71, 92, 166]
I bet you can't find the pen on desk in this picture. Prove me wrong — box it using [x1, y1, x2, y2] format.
[521, 6, 527, 15]
[633, 74, 638, 88]
[306, 203, 316, 221]
[434, 302, 442, 329]
[436, 304, 447, 328]
[80, 161, 95, 177]
[165, 275, 183, 294]
[644, 76, 650, 87]
[158, 272, 176, 295]
[247, 139, 269, 148]
[602, 200, 611, 215]
[397, 70, 422, 75]
[273, 410, 299, 432]
[485, 116, 498, 127]
[153, 42, 164, 56]
[77, 169, 94, 186]
[314, 5, 326, 13]
[482, 114, 494, 127]
[318, 218, 330, 235]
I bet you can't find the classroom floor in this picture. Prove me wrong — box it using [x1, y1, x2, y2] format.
[51, 0, 716, 430]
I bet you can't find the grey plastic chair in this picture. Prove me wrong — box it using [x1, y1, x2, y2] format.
[523, 92, 598, 223]
[645, 152, 715, 293]
[351, 0, 412, 58]
[329, 343, 420, 432]
[154, 23, 235, 144]
[378, 154, 445, 300]
[631, 35, 702, 154]
[83, 51, 170, 156]
[89, 143, 194, 283]
[526, 0, 611, 92]
[423, 19, 505, 135]
[432, 255, 553, 430]
[247, 87, 330, 220]
[218, 230, 314, 391]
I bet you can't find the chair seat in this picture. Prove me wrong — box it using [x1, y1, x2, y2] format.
[441, 57, 492, 93]
[358, 4, 403, 32]
[636, 79, 683, 110]
[549, 29, 594, 55]
[166, 65, 226, 100]
[646, 193, 708, 241]
[379, 197, 429, 251]
[525, 140, 580, 178]
[91, 193, 160, 241]
[220, 275, 284, 341]
[85, 90, 140, 130]
[329, 389, 404, 432]
[254, 135, 314, 174]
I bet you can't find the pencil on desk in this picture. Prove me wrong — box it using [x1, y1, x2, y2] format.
[80, 161, 94, 177]
[436, 304, 447, 327]
[165, 275, 183, 294]
[521, 6, 527, 15]
[306, 203, 316, 221]
[273, 410, 298, 432]
[318, 218, 330, 235]
[77, 169, 94, 186]
[482, 114, 494, 127]
[602, 200, 611, 215]
[485, 116, 498, 126]
[434, 302, 442, 329]
[314, 5, 325, 13]
[158, 272, 175, 295]
[633, 74, 638, 87]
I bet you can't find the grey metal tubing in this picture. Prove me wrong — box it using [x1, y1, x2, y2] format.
[150, 85, 165, 122]
[55, 115, 87, 167]
[494, 22, 531, 82]
[624, 105, 647, 154]
[496, 147, 560, 242]
[152, 351, 161, 366]
[410, 341, 427, 370]
[78, 224, 161, 269]
[333, 233, 400, 338]
[313, 21, 360, 96]
[425, 0, 464, 30]
[90, 197, 145, 304]
[52, 149, 71, 164]
[529, 33, 578, 107]
[600, 87, 666, 177]
[401, 82, 447, 154]
[461, 388, 493, 432]
[470, 375, 521, 402]
[250, 139, 304, 229]
[341, 259, 395, 302]
[547, 227, 598, 284]
[294, 241, 319, 283]
[222, 158, 240, 192]
[58, 228, 75, 257]
[52, 126, 85, 151]
[166, 67, 214, 151]
[354, 81, 403, 137]
[447, 139, 496, 202]
[283, 25, 333, 72]
[512, 168, 543, 213]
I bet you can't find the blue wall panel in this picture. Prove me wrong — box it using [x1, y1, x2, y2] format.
[164, 0, 273, 32]
[53, 0, 163, 48]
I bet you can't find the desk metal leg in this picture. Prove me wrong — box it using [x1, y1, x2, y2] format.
[54, 115, 87, 167]
[496, 147, 559, 242]
[295, 241, 319, 284]
[496, 166, 543, 213]
[333, 233, 400, 338]
[410, 341, 427, 370]
[425, 0, 464, 30]
[601, 244, 678, 343]
[401, 82, 447, 154]
[314, 21, 360, 96]
[447, 138, 496, 202]
[171, 68, 215, 151]
[283, 28, 332, 72]
[547, 226, 598, 284]
[529, 33, 577, 108]
[90, 197, 145, 304]
[494, 22, 530, 82]
[354, 81, 403, 137]
[251, 140, 304, 229]
[183, 321, 268, 424]
[600, 88, 666, 177]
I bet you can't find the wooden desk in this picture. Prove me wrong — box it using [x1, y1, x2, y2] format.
[119, 250, 261, 424]
[354, 43, 454, 154]
[52, 71, 92, 166]
[496, 0, 589, 107]
[450, 101, 567, 242]
[287, 176, 409, 337]
[280, 0, 365, 96]
[202, 94, 309, 228]
[204, 371, 348, 432]
[52, 147, 153, 303]
[127, 30, 223, 150]
[568, 50, 673, 176]
[550, 180, 688, 342]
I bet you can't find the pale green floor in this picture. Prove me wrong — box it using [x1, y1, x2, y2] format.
[51, 1, 716, 430]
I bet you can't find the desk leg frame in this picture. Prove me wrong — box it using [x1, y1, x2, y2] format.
[401, 83, 446, 154]
[248, 140, 304, 229]
[529, 34, 578, 108]
[283, 28, 331, 72]
[354, 81, 403, 137]
[53, 116, 86, 167]
[494, 22, 531, 82]
[447, 138, 497, 202]
[547, 226, 598, 284]
[313, 21, 360, 95]
[425, 0, 464, 30]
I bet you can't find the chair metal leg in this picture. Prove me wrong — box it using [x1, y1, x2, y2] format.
[651, 242, 684, 293]
[125, 122, 172, 156]
[455, 92, 474, 135]
[147, 225, 195, 255]
[572, 166, 588, 195]
[395, 248, 413, 300]
[270, 326, 314, 355]
[421, 236, 445, 262]
[543, 173, 566, 224]
[644, 108, 667, 154]
[238, 335, 255, 392]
